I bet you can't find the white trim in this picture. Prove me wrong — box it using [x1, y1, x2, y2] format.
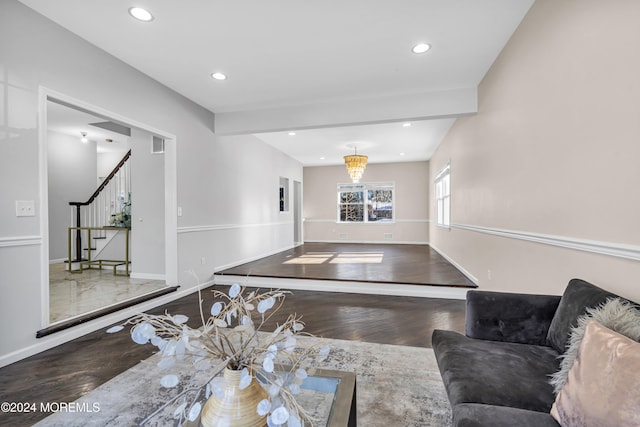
[214, 244, 296, 272]
[0, 236, 42, 247]
[304, 218, 430, 224]
[0, 280, 213, 369]
[429, 244, 478, 285]
[39, 87, 50, 327]
[43, 88, 176, 138]
[215, 275, 469, 300]
[304, 239, 430, 245]
[130, 273, 166, 281]
[178, 221, 293, 234]
[435, 162, 451, 180]
[49, 258, 67, 264]
[453, 223, 640, 262]
[38, 87, 179, 329]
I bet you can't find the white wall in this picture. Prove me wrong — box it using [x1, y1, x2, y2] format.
[304, 162, 429, 244]
[97, 150, 129, 184]
[0, 0, 301, 366]
[47, 130, 97, 260]
[429, 0, 640, 301]
[177, 133, 302, 278]
[130, 127, 165, 278]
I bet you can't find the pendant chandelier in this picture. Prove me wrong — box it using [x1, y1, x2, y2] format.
[344, 148, 368, 183]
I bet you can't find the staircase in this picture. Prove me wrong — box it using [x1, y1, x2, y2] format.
[68, 150, 131, 274]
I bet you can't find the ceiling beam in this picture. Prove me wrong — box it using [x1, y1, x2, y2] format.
[214, 87, 477, 135]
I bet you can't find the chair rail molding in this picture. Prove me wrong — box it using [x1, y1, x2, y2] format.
[304, 218, 430, 224]
[177, 221, 293, 234]
[453, 223, 640, 262]
[0, 236, 42, 247]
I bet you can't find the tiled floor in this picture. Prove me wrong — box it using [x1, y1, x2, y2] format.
[48, 262, 168, 324]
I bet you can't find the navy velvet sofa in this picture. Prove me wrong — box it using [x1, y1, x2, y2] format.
[432, 278, 631, 427]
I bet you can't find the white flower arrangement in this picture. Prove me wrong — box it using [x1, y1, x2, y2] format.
[107, 276, 330, 427]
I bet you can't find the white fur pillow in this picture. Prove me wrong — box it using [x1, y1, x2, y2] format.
[549, 297, 640, 394]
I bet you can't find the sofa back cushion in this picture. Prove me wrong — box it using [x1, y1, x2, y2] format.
[546, 279, 619, 353]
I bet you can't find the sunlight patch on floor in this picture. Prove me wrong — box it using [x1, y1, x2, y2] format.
[283, 251, 384, 265]
[283, 252, 334, 264]
[329, 252, 384, 264]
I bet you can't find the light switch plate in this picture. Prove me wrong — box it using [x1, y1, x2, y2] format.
[16, 200, 35, 217]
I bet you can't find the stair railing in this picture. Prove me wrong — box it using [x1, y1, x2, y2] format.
[68, 150, 131, 262]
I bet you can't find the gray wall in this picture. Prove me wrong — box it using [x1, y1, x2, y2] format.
[0, 0, 302, 365]
[130, 127, 165, 277]
[47, 130, 97, 260]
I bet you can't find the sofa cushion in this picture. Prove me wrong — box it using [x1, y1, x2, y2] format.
[550, 321, 640, 427]
[546, 278, 619, 353]
[432, 329, 560, 413]
[465, 290, 560, 345]
[453, 403, 559, 427]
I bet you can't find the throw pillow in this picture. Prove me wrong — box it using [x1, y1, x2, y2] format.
[550, 320, 640, 427]
[546, 279, 618, 353]
[549, 297, 640, 394]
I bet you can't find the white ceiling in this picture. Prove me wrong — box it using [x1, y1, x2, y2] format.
[22, 0, 534, 165]
[255, 119, 456, 166]
[47, 100, 131, 154]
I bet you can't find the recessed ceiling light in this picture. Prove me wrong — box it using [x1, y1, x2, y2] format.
[288, 132, 296, 136]
[80, 132, 88, 143]
[320, 156, 326, 160]
[128, 7, 154, 22]
[412, 43, 431, 54]
[211, 72, 227, 81]
[402, 122, 412, 127]
[400, 152, 406, 156]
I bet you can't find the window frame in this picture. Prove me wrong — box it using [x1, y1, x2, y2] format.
[434, 163, 451, 229]
[336, 182, 395, 224]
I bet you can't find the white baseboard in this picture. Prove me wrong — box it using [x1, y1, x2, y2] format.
[304, 239, 429, 245]
[429, 244, 479, 286]
[130, 272, 166, 281]
[214, 275, 469, 300]
[214, 244, 296, 272]
[49, 258, 67, 264]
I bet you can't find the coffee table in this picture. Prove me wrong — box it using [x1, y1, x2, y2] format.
[144, 366, 357, 427]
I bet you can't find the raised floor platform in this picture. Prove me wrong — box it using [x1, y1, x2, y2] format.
[216, 243, 477, 298]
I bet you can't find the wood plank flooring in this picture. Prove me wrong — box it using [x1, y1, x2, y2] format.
[218, 243, 476, 287]
[0, 243, 470, 426]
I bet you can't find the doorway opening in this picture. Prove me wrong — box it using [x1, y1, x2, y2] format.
[39, 90, 178, 333]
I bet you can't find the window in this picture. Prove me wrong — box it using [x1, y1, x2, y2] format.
[435, 163, 450, 227]
[337, 183, 394, 223]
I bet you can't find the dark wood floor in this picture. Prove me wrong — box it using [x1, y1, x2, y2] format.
[0, 287, 465, 426]
[219, 243, 476, 288]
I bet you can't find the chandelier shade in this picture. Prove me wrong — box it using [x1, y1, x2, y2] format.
[344, 149, 368, 183]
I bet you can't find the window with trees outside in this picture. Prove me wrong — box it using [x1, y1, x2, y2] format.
[337, 183, 394, 223]
[435, 163, 450, 228]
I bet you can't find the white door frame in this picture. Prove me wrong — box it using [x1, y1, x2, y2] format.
[293, 180, 303, 246]
[38, 87, 178, 327]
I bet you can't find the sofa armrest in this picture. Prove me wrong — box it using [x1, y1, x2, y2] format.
[465, 290, 561, 345]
